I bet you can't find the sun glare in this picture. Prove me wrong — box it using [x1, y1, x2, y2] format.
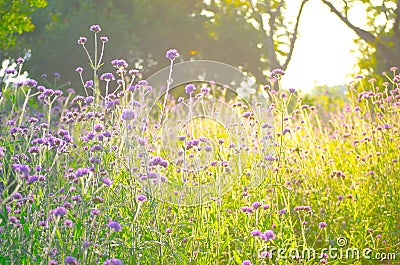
[281, 1, 362, 92]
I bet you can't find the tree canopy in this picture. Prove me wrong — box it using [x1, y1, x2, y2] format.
[321, 0, 400, 74]
[2, 0, 399, 86]
[4, 0, 311, 86]
[0, 0, 47, 50]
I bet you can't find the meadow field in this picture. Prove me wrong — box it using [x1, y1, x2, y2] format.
[0, 25, 399, 265]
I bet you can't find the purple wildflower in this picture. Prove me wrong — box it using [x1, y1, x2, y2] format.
[129, 69, 139, 76]
[108, 221, 122, 232]
[16, 57, 24, 64]
[166, 49, 179, 61]
[5, 69, 16, 75]
[185, 84, 196, 94]
[65, 256, 78, 265]
[90, 145, 103, 152]
[75, 167, 90, 177]
[270, 69, 285, 79]
[278, 209, 287, 214]
[64, 219, 73, 227]
[12, 164, 31, 176]
[111, 59, 128, 69]
[84, 80, 94, 88]
[137, 194, 147, 202]
[78, 37, 87, 45]
[91, 209, 101, 216]
[27, 175, 39, 183]
[104, 258, 123, 265]
[24, 78, 38, 87]
[251, 230, 262, 237]
[54, 206, 68, 217]
[72, 195, 82, 202]
[66, 88, 76, 94]
[9, 216, 19, 224]
[261, 230, 276, 241]
[100, 36, 109, 42]
[241, 206, 253, 214]
[85, 96, 94, 104]
[93, 124, 104, 132]
[252, 202, 262, 209]
[103, 131, 112, 138]
[13, 192, 23, 200]
[121, 109, 135, 121]
[294, 206, 312, 212]
[242, 260, 252, 265]
[259, 251, 272, 258]
[100, 73, 115, 81]
[75, 67, 84, 74]
[319, 222, 327, 229]
[149, 156, 162, 166]
[89, 24, 101, 32]
[102, 178, 113, 187]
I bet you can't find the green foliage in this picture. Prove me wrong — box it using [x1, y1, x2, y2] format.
[5, 0, 308, 88]
[307, 85, 348, 112]
[0, 0, 47, 50]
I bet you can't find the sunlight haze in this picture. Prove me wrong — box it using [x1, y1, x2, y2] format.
[280, 1, 362, 92]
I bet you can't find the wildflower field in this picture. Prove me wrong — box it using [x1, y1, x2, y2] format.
[0, 25, 399, 265]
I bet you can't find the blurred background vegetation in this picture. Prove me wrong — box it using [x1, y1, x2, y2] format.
[1, 0, 399, 99]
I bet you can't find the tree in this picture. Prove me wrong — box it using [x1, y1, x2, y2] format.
[0, 0, 47, 50]
[203, 0, 309, 83]
[6, 0, 214, 84]
[6, 0, 310, 88]
[321, 0, 400, 74]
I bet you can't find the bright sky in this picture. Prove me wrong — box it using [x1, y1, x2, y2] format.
[280, 1, 361, 92]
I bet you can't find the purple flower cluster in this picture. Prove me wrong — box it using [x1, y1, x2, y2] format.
[100, 73, 115, 81]
[294, 205, 312, 212]
[260, 230, 276, 241]
[121, 109, 135, 121]
[102, 178, 113, 186]
[111, 59, 128, 69]
[136, 194, 147, 202]
[24, 79, 38, 87]
[318, 222, 327, 229]
[104, 258, 123, 265]
[75, 167, 91, 177]
[54, 206, 68, 217]
[166, 49, 179, 61]
[185, 84, 196, 95]
[12, 164, 31, 176]
[89, 24, 101, 33]
[108, 221, 122, 232]
[270, 68, 285, 79]
[84, 80, 94, 88]
[78, 37, 87, 45]
[65, 256, 78, 265]
[31, 133, 72, 152]
[149, 156, 169, 168]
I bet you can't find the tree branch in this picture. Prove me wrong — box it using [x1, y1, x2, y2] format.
[321, 0, 396, 62]
[249, 1, 281, 69]
[394, 0, 400, 39]
[282, 0, 309, 70]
